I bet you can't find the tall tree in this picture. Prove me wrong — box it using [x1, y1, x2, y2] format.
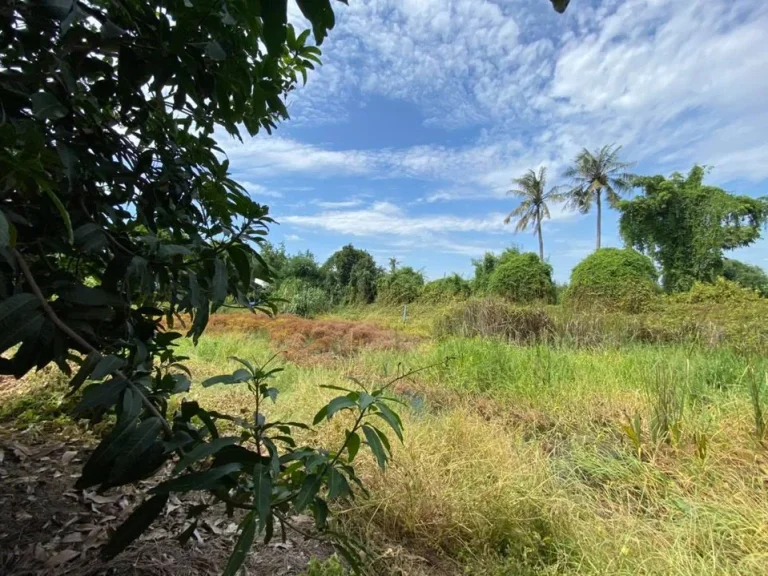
[504, 167, 563, 261]
[563, 144, 634, 249]
[618, 166, 768, 291]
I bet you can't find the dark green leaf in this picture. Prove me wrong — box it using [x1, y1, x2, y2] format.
[206, 40, 227, 61]
[173, 437, 239, 474]
[31, 91, 68, 120]
[68, 351, 105, 395]
[227, 244, 251, 288]
[253, 464, 272, 530]
[107, 417, 164, 484]
[325, 396, 357, 420]
[346, 430, 360, 462]
[151, 463, 242, 494]
[265, 387, 278, 403]
[222, 511, 256, 576]
[91, 354, 124, 380]
[201, 374, 236, 387]
[374, 401, 404, 442]
[327, 467, 351, 500]
[43, 188, 73, 244]
[73, 378, 128, 414]
[0, 211, 9, 248]
[294, 473, 321, 512]
[261, 0, 288, 56]
[0, 295, 43, 354]
[212, 257, 228, 306]
[102, 494, 168, 560]
[296, 0, 335, 45]
[362, 424, 387, 470]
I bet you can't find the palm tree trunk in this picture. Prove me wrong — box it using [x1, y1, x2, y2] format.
[537, 219, 544, 261]
[596, 189, 602, 250]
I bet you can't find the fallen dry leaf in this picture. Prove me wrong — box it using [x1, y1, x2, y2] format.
[62, 532, 84, 544]
[84, 492, 121, 504]
[15, 510, 33, 521]
[61, 451, 77, 465]
[46, 549, 79, 567]
[34, 543, 47, 562]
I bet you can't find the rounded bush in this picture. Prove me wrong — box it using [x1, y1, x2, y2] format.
[565, 248, 658, 312]
[487, 252, 556, 304]
[377, 267, 425, 304]
[421, 274, 471, 303]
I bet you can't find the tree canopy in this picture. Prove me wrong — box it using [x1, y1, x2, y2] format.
[618, 166, 768, 292]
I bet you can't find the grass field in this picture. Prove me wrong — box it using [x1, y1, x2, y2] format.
[4, 300, 768, 575]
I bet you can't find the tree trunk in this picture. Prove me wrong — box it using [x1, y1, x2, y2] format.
[596, 189, 602, 250]
[537, 219, 544, 261]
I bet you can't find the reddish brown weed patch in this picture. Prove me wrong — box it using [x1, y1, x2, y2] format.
[207, 313, 417, 364]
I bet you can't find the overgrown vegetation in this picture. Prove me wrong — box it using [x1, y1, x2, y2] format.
[564, 248, 659, 312]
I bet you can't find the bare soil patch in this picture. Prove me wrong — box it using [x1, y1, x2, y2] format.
[0, 427, 333, 575]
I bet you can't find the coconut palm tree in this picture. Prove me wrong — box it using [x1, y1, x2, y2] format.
[504, 167, 563, 261]
[562, 144, 635, 250]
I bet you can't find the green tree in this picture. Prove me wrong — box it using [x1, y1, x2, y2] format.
[618, 166, 768, 292]
[487, 250, 557, 304]
[722, 259, 768, 296]
[504, 167, 563, 261]
[564, 248, 659, 312]
[0, 0, 404, 570]
[563, 144, 634, 250]
[323, 244, 381, 304]
[377, 266, 425, 304]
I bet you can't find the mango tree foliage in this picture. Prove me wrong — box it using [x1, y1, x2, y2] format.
[618, 166, 768, 292]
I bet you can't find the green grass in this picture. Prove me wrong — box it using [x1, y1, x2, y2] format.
[5, 305, 768, 575]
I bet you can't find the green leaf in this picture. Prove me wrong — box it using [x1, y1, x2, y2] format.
[265, 387, 279, 403]
[325, 396, 357, 420]
[374, 401, 404, 442]
[222, 511, 257, 576]
[106, 417, 164, 484]
[294, 473, 321, 512]
[253, 464, 272, 530]
[346, 431, 360, 462]
[0, 211, 9, 248]
[43, 188, 73, 244]
[233, 368, 251, 382]
[261, 0, 288, 56]
[150, 463, 242, 494]
[76, 388, 143, 489]
[74, 223, 107, 253]
[358, 392, 375, 410]
[90, 354, 124, 380]
[212, 257, 228, 306]
[227, 244, 251, 289]
[31, 91, 68, 120]
[73, 378, 128, 414]
[173, 437, 239, 474]
[206, 40, 227, 61]
[102, 493, 168, 560]
[362, 424, 387, 470]
[0, 294, 42, 354]
[67, 350, 102, 395]
[327, 467, 351, 500]
[296, 0, 336, 45]
[201, 374, 236, 387]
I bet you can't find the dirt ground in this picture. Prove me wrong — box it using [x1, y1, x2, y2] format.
[0, 426, 334, 576]
[206, 313, 418, 365]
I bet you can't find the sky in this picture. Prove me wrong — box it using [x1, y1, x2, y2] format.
[218, 0, 768, 282]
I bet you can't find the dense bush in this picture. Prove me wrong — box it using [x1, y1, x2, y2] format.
[564, 248, 659, 312]
[324, 245, 381, 304]
[671, 277, 761, 304]
[722, 259, 768, 296]
[435, 298, 554, 344]
[421, 274, 472, 303]
[487, 251, 557, 304]
[377, 267, 425, 304]
[277, 278, 331, 318]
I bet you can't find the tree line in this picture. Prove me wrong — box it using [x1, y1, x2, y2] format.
[505, 146, 768, 292]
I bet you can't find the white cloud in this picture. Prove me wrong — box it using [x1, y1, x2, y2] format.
[312, 199, 364, 208]
[284, 234, 303, 241]
[239, 181, 283, 198]
[282, 201, 509, 237]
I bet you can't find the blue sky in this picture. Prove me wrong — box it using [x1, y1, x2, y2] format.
[219, 0, 768, 282]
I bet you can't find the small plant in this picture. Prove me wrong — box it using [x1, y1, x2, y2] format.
[303, 556, 347, 576]
[621, 412, 644, 459]
[96, 355, 408, 573]
[746, 367, 767, 447]
[647, 367, 685, 446]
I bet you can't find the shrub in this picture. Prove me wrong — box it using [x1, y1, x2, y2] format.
[722, 259, 768, 296]
[278, 278, 331, 318]
[672, 277, 761, 304]
[487, 252, 556, 304]
[564, 248, 658, 312]
[377, 267, 425, 304]
[421, 274, 472, 303]
[434, 298, 554, 344]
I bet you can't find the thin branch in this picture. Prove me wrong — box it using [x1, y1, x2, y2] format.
[13, 249, 174, 439]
